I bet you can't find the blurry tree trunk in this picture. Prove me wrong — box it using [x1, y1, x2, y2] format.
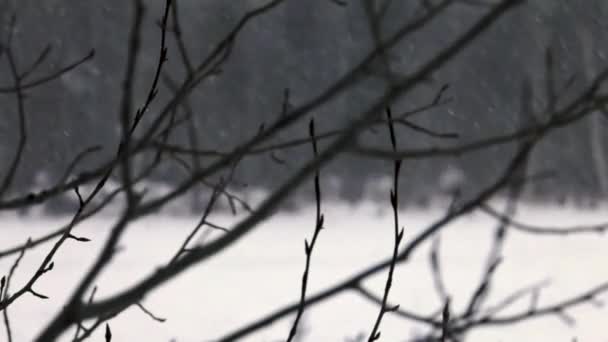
[188, 115, 204, 213]
[589, 114, 607, 197]
[518, 77, 535, 186]
[581, 27, 608, 198]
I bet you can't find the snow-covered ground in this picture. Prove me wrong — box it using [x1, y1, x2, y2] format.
[1, 202, 607, 341]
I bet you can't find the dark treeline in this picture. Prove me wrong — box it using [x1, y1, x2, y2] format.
[0, 1, 607, 213]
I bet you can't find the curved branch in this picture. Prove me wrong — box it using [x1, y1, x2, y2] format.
[480, 204, 608, 236]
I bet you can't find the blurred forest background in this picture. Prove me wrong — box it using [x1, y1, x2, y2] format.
[1, 0, 607, 213]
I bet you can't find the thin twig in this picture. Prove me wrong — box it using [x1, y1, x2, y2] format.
[1, 238, 30, 342]
[0, 50, 95, 93]
[368, 108, 404, 341]
[287, 120, 324, 342]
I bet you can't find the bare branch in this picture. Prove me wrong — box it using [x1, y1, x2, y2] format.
[480, 204, 608, 236]
[77, 2, 527, 330]
[287, 119, 325, 342]
[368, 108, 405, 341]
[0, 50, 95, 93]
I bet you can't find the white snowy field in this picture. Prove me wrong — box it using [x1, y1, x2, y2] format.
[1, 202, 607, 341]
